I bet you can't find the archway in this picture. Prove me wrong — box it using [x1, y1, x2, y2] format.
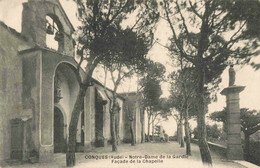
[54, 62, 83, 152]
[54, 107, 66, 153]
[46, 14, 64, 51]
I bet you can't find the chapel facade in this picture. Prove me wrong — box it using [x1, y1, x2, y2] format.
[0, 0, 144, 164]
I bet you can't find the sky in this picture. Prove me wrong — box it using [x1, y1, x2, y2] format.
[1, 0, 260, 135]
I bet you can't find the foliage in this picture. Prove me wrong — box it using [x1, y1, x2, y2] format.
[221, 0, 260, 39]
[142, 61, 166, 81]
[139, 61, 165, 110]
[210, 107, 260, 161]
[210, 108, 260, 136]
[160, 0, 259, 95]
[209, 107, 228, 132]
[75, 0, 160, 68]
[245, 140, 260, 166]
[138, 61, 165, 141]
[206, 124, 221, 139]
[104, 29, 149, 71]
[141, 77, 162, 109]
[240, 108, 260, 135]
[193, 124, 221, 140]
[168, 66, 197, 117]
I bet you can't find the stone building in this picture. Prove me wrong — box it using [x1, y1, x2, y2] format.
[120, 92, 145, 144]
[0, 0, 142, 164]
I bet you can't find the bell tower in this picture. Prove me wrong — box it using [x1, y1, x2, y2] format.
[21, 0, 75, 56]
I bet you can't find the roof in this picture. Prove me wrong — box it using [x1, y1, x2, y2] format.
[0, 21, 28, 42]
[91, 78, 125, 100]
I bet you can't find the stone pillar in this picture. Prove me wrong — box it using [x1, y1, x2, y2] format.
[39, 146, 54, 163]
[84, 88, 92, 152]
[220, 86, 245, 160]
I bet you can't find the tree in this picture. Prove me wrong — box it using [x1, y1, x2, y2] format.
[223, 0, 260, 70]
[210, 108, 260, 160]
[222, 0, 260, 40]
[101, 28, 152, 151]
[66, 0, 159, 166]
[139, 61, 165, 141]
[141, 77, 162, 141]
[160, 0, 259, 165]
[168, 65, 197, 155]
[150, 98, 170, 140]
[209, 108, 228, 132]
[164, 106, 182, 144]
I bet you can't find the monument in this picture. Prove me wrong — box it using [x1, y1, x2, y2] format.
[220, 65, 244, 160]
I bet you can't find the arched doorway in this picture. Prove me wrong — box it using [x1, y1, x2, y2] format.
[54, 62, 82, 152]
[54, 107, 66, 153]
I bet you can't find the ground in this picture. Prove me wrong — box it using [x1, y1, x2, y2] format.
[3, 142, 247, 168]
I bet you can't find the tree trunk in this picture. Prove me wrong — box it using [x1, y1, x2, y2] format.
[66, 86, 87, 167]
[130, 121, 135, 146]
[180, 112, 184, 148]
[109, 94, 119, 152]
[177, 123, 180, 144]
[196, 68, 212, 165]
[152, 119, 154, 141]
[115, 114, 119, 145]
[147, 122, 150, 142]
[147, 113, 151, 142]
[110, 110, 117, 151]
[184, 108, 191, 155]
[197, 112, 212, 165]
[141, 109, 145, 143]
[180, 122, 184, 147]
[244, 133, 250, 160]
[141, 119, 144, 143]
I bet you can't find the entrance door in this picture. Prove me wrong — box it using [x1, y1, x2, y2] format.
[54, 107, 66, 153]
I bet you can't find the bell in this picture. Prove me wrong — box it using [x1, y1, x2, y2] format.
[54, 31, 63, 42]
[46, 24, 54, 35]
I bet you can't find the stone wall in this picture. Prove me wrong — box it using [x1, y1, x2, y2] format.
[84, 83, 124, 150]
[191, 139, 227, 159]
[84, 86, 95, 151]
[0, 23, 31, 162]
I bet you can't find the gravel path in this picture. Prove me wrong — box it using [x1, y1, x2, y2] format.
[3, 142, 247, 168]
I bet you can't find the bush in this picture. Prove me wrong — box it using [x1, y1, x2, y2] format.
[169, 136, 177, 141]
[206, 124, 221, 139]
[192, 124, 221, 140]
[243, 140, 260, 166]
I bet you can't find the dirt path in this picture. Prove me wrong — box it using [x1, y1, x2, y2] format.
[4, 142, 246, 168]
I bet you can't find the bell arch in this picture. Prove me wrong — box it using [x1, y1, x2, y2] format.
[21, 0, 75, 55]
[45, 14, 64, 51]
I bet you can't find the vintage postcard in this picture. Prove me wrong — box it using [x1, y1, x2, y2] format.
[0, 0, 260, 168]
